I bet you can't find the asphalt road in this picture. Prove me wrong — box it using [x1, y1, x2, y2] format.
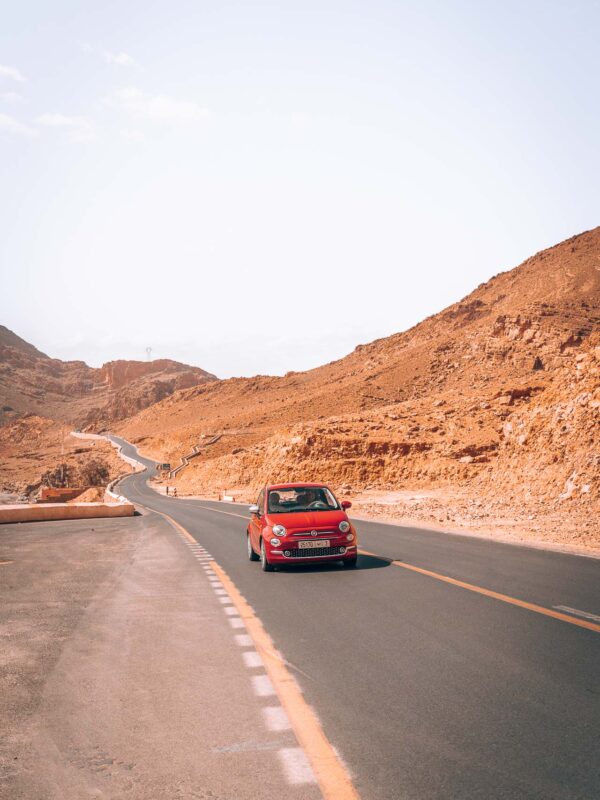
[113, 437, 600, 800]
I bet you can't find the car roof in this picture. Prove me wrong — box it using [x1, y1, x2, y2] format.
[266, 482, 329, 490]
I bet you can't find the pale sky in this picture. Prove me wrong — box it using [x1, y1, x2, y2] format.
[1, 1, 598, 378]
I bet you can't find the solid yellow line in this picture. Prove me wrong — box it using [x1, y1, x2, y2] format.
[211, 560, 360, 800]
[153, 509, 198, 543]
[152, 505, 360, 798]
[0, 560, 12, 565]
[359, 548, 600, 634]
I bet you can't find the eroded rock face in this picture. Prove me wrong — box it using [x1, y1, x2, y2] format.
[3, 227, 599, 545]
[0, 326, 217, 427]
[118, 227, 599, 546]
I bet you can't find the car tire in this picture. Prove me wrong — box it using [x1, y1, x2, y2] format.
[342, 556, 358, 568]
[247, 532, 259, 561]
[260, 539, 274, 572]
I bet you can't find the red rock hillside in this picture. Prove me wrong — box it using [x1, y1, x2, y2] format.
[118, 228, 600, 551]
[0, 326, 217, 428]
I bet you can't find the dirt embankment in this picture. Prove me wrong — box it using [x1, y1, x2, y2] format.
[0, 416, 132, 501]
[120, 228, 600, 553]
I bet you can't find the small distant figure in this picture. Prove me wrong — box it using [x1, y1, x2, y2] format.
[173, 487, 178, 497]
[166, 486, 169, 495]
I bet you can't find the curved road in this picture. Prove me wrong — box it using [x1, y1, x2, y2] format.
[112, 436, 600, 800]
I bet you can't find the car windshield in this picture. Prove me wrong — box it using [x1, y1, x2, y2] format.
[267, 487, 339, 514]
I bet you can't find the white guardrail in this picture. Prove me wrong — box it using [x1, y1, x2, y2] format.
[71, 431, 147, 503]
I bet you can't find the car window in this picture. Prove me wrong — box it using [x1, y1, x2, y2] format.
[267, 487, 339, 513]
[257, 489, 265, 514]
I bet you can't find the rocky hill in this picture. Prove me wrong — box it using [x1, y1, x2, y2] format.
[118, 228, 600, 550]
[0, 326, 217, 428]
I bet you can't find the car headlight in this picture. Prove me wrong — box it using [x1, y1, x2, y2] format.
[272, 524, 286, 536]
[339, 520, 350, 533]
[270, 537, 281, 546]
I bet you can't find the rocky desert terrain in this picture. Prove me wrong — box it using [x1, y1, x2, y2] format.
[0, 325, 216, 428]
[0, 328, 215, 497]
[1, 228, 598, 551]
[118, 228, 599, 552]
[0, 415, 132, 501]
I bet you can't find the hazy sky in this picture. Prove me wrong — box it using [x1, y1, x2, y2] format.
[1, 1, 598, 378]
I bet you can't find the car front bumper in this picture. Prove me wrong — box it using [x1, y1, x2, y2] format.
[268, 543, 357, 563]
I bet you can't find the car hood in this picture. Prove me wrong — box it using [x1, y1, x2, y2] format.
[264, 510, 347, 531]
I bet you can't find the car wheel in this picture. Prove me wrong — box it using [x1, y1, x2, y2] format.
[260, 539, 274, 572]
[342, 556, 358, 568]
[247, 532, 259, 561]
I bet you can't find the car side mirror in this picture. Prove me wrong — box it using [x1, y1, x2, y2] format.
[341, 500, 352, 510]
[249, 505, 260, 515]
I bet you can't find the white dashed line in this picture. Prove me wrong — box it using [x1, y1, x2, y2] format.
[242, 650, 264, 668]
[262, 705, 292, 732]
[251, 674, 276, 697]
[277, 747, 317, 784]
[160, 510, 351, 796]
[553, 605, 600, 623]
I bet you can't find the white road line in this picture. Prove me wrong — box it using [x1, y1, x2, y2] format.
[242, 650, 264, 668]
[251, 674, 276, 697]
[219, 596, 233, 604]
[228, 617, 246, 629]
[223, 606, 238, 616]
[234, 634, 253, 647]
[262, 705, 292, 732]
[277, 747, 317, 784]
[553, 605, 600, 623]
[213, 588, 228, 595]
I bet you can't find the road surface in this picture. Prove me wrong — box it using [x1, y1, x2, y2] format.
[1, 513, 323, 800]
[113, 436, 600, 800]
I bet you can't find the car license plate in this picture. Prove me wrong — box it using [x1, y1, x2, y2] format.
[298, 539, 330, 550]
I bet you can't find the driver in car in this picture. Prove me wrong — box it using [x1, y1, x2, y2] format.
[298, 489, 314, 508]
[268, 491, 282, 512]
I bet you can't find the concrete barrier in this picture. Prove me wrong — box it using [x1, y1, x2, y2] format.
[0, 502, 135, 525]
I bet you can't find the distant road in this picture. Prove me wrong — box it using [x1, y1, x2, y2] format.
[112, 436, 600, 800]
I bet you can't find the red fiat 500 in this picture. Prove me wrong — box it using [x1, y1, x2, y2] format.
[246, 483, 358, 571]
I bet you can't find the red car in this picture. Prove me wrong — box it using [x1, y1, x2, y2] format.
[247, 483, 358, 571]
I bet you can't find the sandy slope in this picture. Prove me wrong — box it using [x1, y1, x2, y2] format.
[120, 228, 600, 551]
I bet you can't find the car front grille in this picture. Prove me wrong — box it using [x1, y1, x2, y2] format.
[292, 530, 336, 537]
[283, 546, 346, 559]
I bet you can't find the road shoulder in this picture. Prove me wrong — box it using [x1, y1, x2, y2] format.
[0, 514, 321, 800]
